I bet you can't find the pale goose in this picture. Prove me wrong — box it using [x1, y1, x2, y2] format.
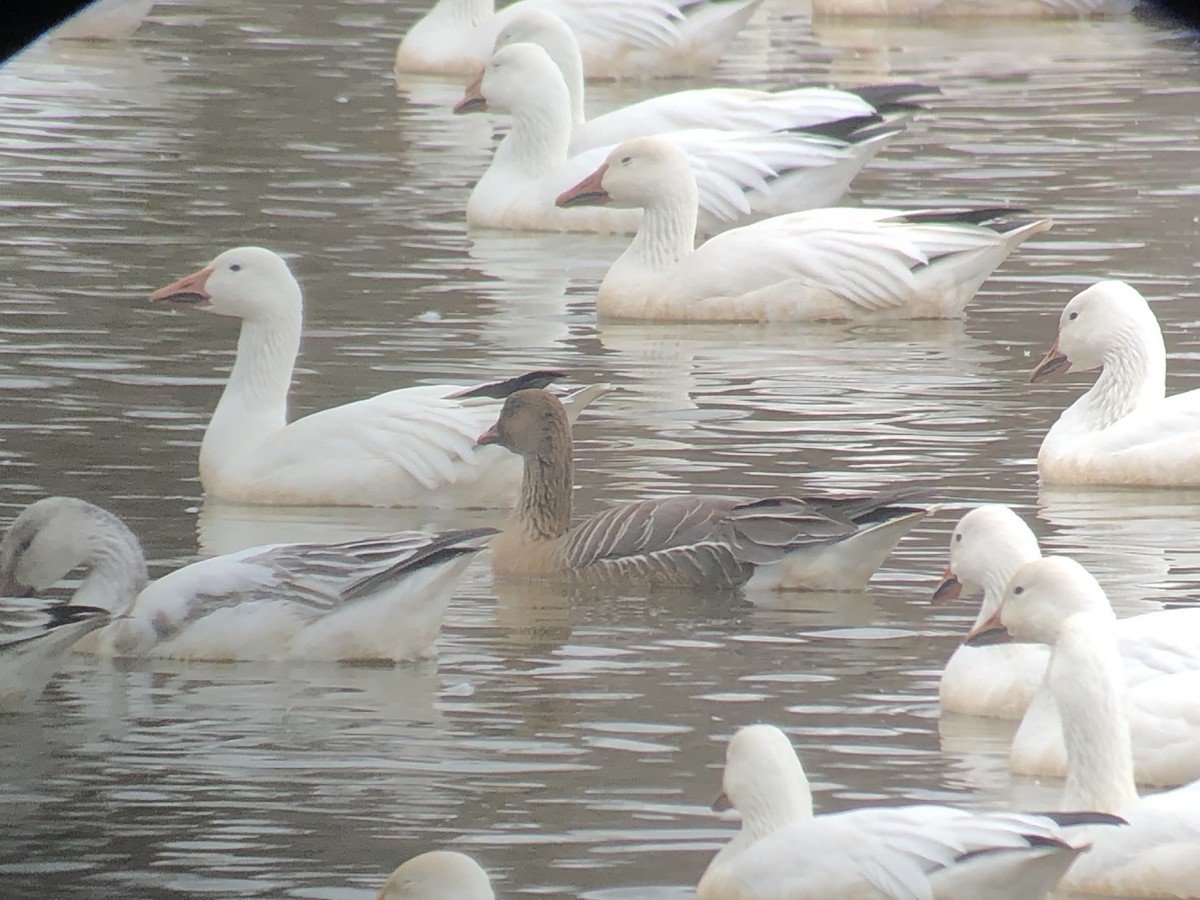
[377, 850, 494, 900]
[491, 9, 932, 154]
[556, 136, 1052, 322]
[456, 42, 898, 235]
[968, 555, 1200, 787]
[478, 389, 930, 590]
[810, 0, 1133, 17]
[0, 496, 495, 663]
[0, 601, 109, 710]
[932, 505, 1049, 719]
[395, 0, 763, 80]
[697, 723, 1118, 900]
[149, 246, 606, 507]
[1045, 612, 1200, 897]
[1032, 280, 1200, 486]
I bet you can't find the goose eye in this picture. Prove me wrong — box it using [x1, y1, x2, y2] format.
[1068, 311, 1078, 321]
[954, 533, 962, 543]
[1013, 586, 1024, 595]
[229, 264, 242, 272]
[620, 156, 632, 165]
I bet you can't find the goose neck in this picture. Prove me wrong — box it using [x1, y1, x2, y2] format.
[622, 187, 698, 276]
[71, 525, 149, 616]
[1077, 325, 1166, 430]
[1055, 639, 1140, 814]
[513, 437, 573, 542]
[544, 38, 586, 128]
[493, 100, 572, 178]
[201, 313, 300, 463]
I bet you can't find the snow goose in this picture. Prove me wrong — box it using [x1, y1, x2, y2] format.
[697, 723, 1119, 900]
[0, 496, 495, 663]
[810, 0, 1133, 17]
[933, 505, 1049, 719]
[969, 555, 1200, 787]
[478, 388, 931, 590]
[1045, 612, 1200, 897]
[395, 0, 763, 80]
[1032, 280, 1200, 487]
[378, 850, 494, 900]
[149, 246, 606, 507]
[557, 136, 1052, 322]
[455, 42, 899, 235]
[490, 9, 933, 154]
[0, 601, 109, 710]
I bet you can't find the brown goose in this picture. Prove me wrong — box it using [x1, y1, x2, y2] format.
[477, 389, 932, 590]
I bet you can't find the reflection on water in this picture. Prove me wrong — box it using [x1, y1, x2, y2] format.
[1, 0, 1199, 896]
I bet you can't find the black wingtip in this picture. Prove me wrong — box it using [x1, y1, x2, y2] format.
[450, 370, 565, 400]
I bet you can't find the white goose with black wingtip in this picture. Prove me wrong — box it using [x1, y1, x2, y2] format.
[149, 246, 607, 507]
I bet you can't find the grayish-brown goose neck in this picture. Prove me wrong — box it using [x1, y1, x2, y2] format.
[505, 391, 573, 541]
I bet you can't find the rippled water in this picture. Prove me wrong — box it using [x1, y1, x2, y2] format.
[1, 0, 1200, 896]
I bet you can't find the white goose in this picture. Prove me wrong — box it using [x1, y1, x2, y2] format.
[456, 42, 898, 235]
[0, 600, 108, 710]
[149, 246, 606, 507]
[932, 505, 1049, 719]
[490, 9, 931, 154]
[1032, 280, 1200, 486]
[395, 0, 763, 80]
[377, 850, 494, 900]
[810, 0, 1133, 18]
[1045, 612, 1200, 897]
[0, 496, 495, 663]
[697, 723, 1117, 900]
[557, 136, 1051, 322]
[970, 555, 1200, 787]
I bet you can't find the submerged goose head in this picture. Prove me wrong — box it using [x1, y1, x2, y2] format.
[455, 41, 566, 117]
[716, 724, 814, 831]
[934, 505, 1040, 618]
[557, 135, 694, 211]
[150, 246, 301, 323]
[377, 850, 495, 900]
[967, 555, 1112, 646]
[1031, 280, 1162, 383]
[0, 497, 147, 613]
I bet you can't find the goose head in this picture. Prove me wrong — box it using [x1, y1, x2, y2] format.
[493, 9, 576, 63]
[557, 135, 694, 211]
[934, 505, 1040, 613]
[715, 724, 813, 828]
[476, 388, 568, 458]
[1031, 280, 1160, 382]
[377, 850, 495, 900]
[0, 497, 146, 606]
[150, 247, 301, 323]
[966, 555, 1112, 646]
[454, 41, 566, 116]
